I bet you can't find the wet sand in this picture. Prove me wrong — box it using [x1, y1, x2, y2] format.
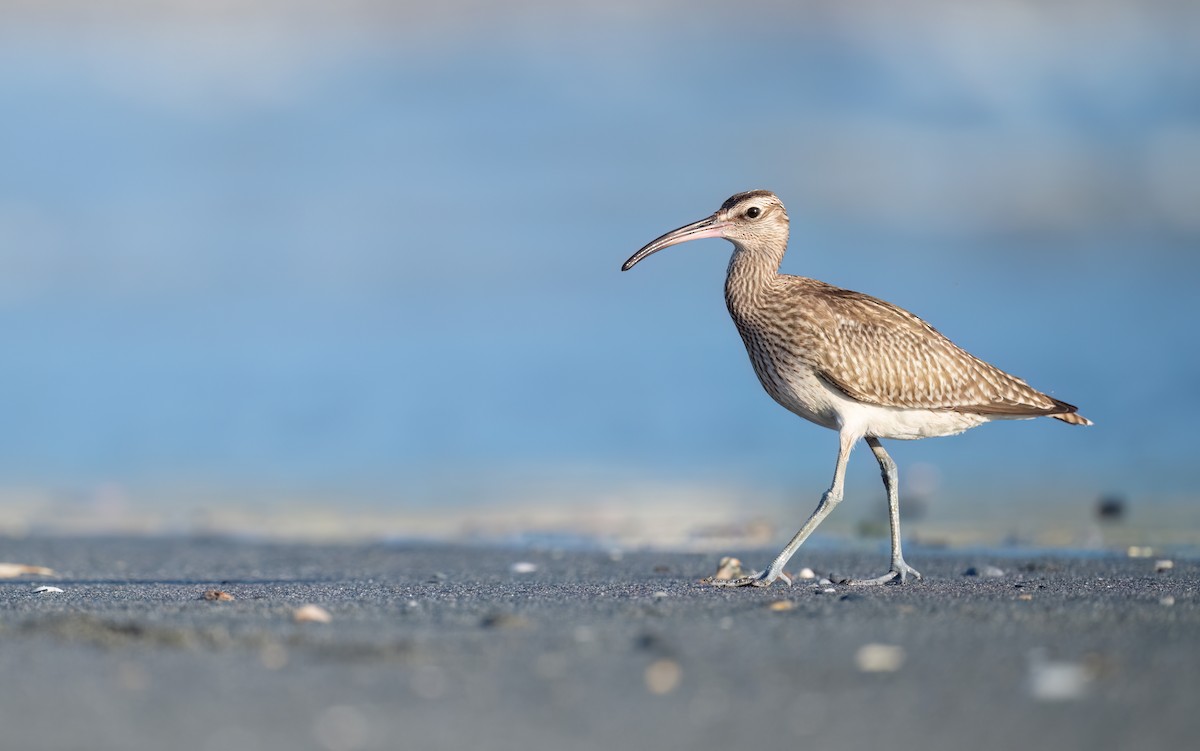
[0, 537, 1197, 751]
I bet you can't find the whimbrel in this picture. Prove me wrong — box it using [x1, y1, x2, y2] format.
[621, 190, 1091, 587]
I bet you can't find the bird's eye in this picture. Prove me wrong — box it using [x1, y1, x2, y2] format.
[745, 206, 761, 219]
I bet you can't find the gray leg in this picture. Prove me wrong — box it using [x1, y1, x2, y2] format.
[847, 437, 923, 585]
[712, 429, 858, 588]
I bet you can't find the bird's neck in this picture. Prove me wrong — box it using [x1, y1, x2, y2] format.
[725, 242, 782, 310]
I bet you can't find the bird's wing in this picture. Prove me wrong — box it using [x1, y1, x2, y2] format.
[796, 284, 1073, 416]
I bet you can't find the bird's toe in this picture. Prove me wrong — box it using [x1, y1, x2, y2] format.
[845, 564, 923, 586]
[707, 569, 787, 588]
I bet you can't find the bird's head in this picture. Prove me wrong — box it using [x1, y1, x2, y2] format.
[621, 190, 790, 271]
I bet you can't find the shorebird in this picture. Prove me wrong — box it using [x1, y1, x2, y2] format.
[621, 190, 1091, 587]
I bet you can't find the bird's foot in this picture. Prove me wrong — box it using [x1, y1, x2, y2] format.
[844, 561, 923, 586]
[706, 569, 793, 588]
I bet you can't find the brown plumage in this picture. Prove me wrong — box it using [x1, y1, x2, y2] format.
[623, 189, 1092, 587]
[772, 277, 1086, 421]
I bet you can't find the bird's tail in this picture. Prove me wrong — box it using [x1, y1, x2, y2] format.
[1051, 411, 1093, 426]
[1048, 397, 1093, 426]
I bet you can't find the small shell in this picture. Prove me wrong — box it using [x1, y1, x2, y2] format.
[964, 565, 1005, 577]
[1155, 560, 1174, 573]
[1027, 649, 1092, 701]
[712, 556, 746, 581]
[767, 599, 796, 612]
[480, 612, 530, 630]
[0, 563, 56, 579]
[510, 561, 538, 574]
[202, 590, 234, 601]
[796, 567, 816, 580]
[644, 658, 682, 695]
[293, 604, 332, 623]
[33, 586, 64, 594]
[855, 644, 906, 673]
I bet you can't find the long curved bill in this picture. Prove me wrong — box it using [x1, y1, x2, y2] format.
[621, 214, 730, 271]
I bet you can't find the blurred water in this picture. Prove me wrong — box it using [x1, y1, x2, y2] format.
[0, 2, 1197, 528]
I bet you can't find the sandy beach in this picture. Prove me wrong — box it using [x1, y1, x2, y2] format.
[0, 537, 1196, 751]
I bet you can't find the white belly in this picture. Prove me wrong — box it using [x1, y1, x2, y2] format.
[753, 358, 992, 441]
[832, 396, 991, 440]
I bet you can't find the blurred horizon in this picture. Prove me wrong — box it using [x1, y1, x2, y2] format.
[1, 0, 1197, 543]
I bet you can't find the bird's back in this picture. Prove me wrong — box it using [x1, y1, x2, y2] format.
[728, 275, 1090, 426]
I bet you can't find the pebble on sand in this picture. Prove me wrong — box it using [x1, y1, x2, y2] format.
[294, 604, 333, 624]
[33, 585, 64, 594]
[201, 590, 234, 601]
[0, 563, 56, 579]
[480, 612, 530, 630]
[797, 567, 816, 580]
[767, 600, 796, 612]
[1026, 648, 1092, 701]
[1155, 560, 1174, 573]
[510, 561, 538, 574]
[963, 566, 1005, 577]
[855, 644, 906, 672]
[712, 557, 746, 581]
[644, 658, 682, 695]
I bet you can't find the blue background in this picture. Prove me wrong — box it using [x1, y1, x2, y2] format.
[0, 2, 1196, 538]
